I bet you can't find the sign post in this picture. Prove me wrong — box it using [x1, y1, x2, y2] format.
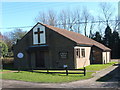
[63, 65, 68, 76]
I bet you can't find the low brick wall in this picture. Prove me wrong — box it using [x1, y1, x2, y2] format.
[111, 59, 120, 62]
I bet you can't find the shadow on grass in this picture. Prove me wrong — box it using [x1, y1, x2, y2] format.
[59, 74, 85, 77]
[96, 64, 120, 82]
[27, 70, 86, 77]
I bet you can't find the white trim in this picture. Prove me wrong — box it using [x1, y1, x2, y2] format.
[33, 24, 46, 45]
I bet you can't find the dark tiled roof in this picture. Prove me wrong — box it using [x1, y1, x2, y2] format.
[39, 23, 111, 51]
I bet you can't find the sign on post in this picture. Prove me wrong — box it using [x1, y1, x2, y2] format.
[63, 65, 67, 68]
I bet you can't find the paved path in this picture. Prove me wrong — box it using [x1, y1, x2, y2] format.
[0, 71, 18, 74]
[1, 64, 120, 88]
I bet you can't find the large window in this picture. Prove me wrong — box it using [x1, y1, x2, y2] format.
[81, 48, 85, 57]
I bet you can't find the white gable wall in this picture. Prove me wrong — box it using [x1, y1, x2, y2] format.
[33, 24, 46, 45]
[74, 46, 91, 68]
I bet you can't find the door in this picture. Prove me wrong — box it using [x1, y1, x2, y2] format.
[35, 51, 45, 68]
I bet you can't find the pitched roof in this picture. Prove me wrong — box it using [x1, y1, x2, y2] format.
[38, 22, 111, 51]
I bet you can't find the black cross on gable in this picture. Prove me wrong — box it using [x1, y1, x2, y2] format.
[34, 28, 43, 43]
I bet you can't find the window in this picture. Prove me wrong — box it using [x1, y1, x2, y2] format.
[81, 48, 85, 57]
[76, 49, 79, 56]
[76, 49, 80, 58]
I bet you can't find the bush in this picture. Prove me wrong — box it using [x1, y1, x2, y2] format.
[0, 41, 8, 57]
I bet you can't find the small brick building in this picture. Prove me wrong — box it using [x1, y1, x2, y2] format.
[13, 23, 111, 69]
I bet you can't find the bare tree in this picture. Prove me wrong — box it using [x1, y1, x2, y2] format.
[35, 11, 47, 24]
[65, 9, 77, 31]
[59, 10, 68, 29]
[47, 10, 57, 26]
[58, 9, 81, 32]
[99, 2, 114, 25]
[35, 10, 57, 26]
[35, 7, 94, 36]
[82, 7, 91, 36]
[97, 16, 104, 36]
[89, 16, 95, 38]
[73, 8, 82, 33]
[112, 16, 120, 31]
[4, 29, 27, 45]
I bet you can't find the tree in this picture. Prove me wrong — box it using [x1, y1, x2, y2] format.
[98, 2, 115, 37]
[47, 10, 57, 26]
[3, 36, 13, 50]
[93, 31, 102, 43]
[35, 8, 92, 35]
[59, 10, 68, 29]
[82, 7, 91, 36]
[35, 10, 57, 26]
[89, 29, 94, 39]
[74, 9, 82, 33]
[111, 30, 119, 58]
[6, 29, 27, 45]
[3, 29, 27, 56]
[89, 17, 95, 39]
[103, 25, 112, 48]
[113, 16, 120, 31]
[0, 41, 8, 58]
[99, 2, 114, 25]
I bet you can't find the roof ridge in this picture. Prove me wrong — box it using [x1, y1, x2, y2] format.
[38, 22, 111, 51]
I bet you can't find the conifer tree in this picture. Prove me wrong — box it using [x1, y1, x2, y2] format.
[93, 31, 102, 43]
[112, 30, 120, 58]
[103, 25, 112, 48]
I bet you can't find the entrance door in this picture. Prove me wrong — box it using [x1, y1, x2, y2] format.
[35, 51, 45, 68]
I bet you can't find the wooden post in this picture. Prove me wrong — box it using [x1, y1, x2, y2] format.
[18, 66, 20, 73]
[65, 67, 68, 76]
[84, 67, 86, 76]
[47, 68, 49, 73]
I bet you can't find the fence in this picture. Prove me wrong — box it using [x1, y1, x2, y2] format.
[28, 67, 86, 76]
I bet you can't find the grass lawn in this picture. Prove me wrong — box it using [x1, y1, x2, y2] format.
[0, 70, 11, 72]
[85, 62, 117, 71]
[1, 71, 94, 83]
[1, 62, 117, 83]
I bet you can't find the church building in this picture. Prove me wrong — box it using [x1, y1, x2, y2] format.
[13, 22, 111, 69]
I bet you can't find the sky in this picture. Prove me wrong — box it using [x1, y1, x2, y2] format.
[0, 1, 118, 34]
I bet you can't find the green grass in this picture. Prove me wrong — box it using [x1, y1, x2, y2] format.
[0, 70, 11, 72]
[1, 61, 116, 83]
[1, 71, 94, 83]
[85, 62, 117, 71]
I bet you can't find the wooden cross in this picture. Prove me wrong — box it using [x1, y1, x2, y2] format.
[34, 28, 43, 43]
